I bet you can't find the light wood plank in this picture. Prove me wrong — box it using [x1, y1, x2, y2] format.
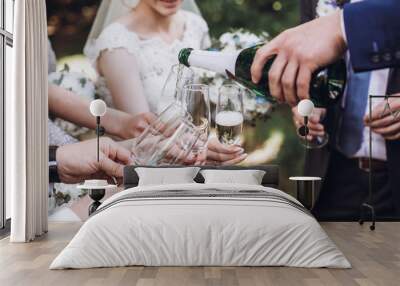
[0, 222, 399, 286]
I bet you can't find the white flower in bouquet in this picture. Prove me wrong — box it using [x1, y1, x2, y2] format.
[48, 64, 95, 100]
[219, 32, 237, 52]
[243, 94, 257, 112]
[316, 0, 340, 17]
[48, 64, 96, 137]
[219, 29, 269, 52]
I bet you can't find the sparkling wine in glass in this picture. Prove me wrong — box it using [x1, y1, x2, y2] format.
[216, 84, 244, 145]
[182, 84, 211, 164]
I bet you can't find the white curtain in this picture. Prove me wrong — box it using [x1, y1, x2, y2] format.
[7, 0, 48, 242]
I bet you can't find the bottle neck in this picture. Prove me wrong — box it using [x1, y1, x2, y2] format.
[188, 50, 240, 76]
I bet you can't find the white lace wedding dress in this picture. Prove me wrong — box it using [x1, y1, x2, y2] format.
[84, 11, 210, 114]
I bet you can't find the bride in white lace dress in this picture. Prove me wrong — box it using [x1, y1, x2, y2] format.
[85, 0, 247, 165]
[84, 0, 210, 114]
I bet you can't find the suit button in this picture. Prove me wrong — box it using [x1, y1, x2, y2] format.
[371, 53, 380, 63]
[396, 51, 400, 60]
[383, 52, 392, 62]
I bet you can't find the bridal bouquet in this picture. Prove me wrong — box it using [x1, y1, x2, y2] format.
[198, 29, 272, 124]
[48, 64, 96, 137]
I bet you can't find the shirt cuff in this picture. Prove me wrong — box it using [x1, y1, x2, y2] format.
[340, 10, 348, 45]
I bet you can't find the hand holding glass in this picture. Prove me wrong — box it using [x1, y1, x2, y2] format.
[131, 102, 200, 165]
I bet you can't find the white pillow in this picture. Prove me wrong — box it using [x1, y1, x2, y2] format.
[200, 169, 266, 185]
[135, 167, 200, 186]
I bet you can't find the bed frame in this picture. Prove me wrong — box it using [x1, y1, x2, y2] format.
[123, 165, 280, 189]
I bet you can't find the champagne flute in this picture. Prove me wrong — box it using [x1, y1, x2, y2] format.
[182, 84, 211, 164]
[216, 84, 244, 145]
[156, 119, 202, 166]
[131, 102, 193, 165]
[158, 64, 195, 113]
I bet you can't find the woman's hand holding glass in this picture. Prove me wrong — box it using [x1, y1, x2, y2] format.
[130, 102, 201, 165]
[209, 84, 247, 165]
[206, 137, 247, 165]
[116, 112, 158, 139]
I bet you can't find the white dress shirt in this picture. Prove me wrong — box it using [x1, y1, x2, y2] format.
[340, 0, 388, 161]
[353, 69, 389, 161]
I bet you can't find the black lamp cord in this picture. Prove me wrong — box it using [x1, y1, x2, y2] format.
[304, 116, 309, 149]
[96, 116, 100, 162]
[304, 116, 308, 126]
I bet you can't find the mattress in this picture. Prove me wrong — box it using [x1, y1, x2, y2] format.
[50, 183, 350, 269]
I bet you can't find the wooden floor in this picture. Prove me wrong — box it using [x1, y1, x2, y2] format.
[0, 222, 399, 286]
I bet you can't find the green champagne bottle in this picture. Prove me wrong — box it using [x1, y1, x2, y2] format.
[178, 46, 347, 108]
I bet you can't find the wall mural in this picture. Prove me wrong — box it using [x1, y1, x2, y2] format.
[47, 0, 400, 222]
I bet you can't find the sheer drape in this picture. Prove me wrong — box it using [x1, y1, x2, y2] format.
[7, 0, 48, 242]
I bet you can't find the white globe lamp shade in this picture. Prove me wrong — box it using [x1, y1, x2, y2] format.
[297, 99, 314, 117]
[90, 99, 107, 117]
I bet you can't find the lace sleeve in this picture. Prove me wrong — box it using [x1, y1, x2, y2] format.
[84, 23, 141, 69]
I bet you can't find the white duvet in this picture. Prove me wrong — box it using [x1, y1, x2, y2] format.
[50, 183, 351, 269]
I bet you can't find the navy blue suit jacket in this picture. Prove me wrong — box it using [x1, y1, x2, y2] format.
[343, 0, 400, 72]
[301, 0, 400, 218]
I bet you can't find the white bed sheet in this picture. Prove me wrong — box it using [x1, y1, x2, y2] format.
[50, 183, 350, 269]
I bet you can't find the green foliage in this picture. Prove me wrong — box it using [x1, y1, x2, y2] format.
[198, 0, 300, 38]
[244, 105, 305, 191]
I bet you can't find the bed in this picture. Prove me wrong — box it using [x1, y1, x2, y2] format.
[50, 165, 350, 269]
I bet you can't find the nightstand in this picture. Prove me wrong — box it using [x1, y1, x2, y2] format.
[289, 176, 321, 210]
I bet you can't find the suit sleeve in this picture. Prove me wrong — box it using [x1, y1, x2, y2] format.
[343, 0, 400, 72]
